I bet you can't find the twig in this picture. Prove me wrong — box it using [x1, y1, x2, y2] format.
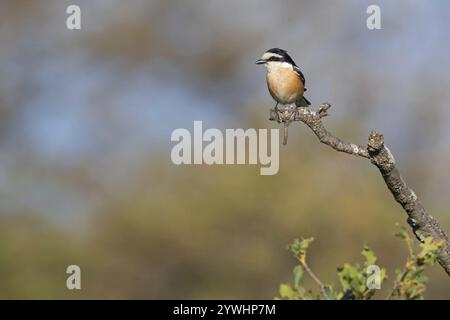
[270, 103, 450, 277]
[298, 258, 330, 299]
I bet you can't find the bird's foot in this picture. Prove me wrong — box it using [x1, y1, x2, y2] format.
[269, 105, 297, 145]
[273, 105, 293, 122]
[275, 108, 284, 123]
[270, 105, 297, 124]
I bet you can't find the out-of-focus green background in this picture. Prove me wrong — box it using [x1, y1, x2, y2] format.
[0, 0, 449, 299]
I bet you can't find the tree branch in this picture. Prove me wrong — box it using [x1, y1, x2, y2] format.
[270, 103, 450, 276]
[298, 258, 330, 299]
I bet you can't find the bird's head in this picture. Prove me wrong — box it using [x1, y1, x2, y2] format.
[255, 48, 297, 67]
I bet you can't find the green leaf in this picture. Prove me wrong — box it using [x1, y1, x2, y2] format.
[395, 224, 409, 240]
[323, 285, 337, 300]
[289, 238, 314, 262]
[361, 245, 377, 266]
[293, 265, 304, 290]
[279, 226, 437, 301]
[279, 284, 295, 299]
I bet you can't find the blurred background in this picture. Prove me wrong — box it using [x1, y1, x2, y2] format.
[0, 0, 450, 299]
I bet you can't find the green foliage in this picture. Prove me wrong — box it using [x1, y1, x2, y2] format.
[278, 225, 443, 300]
[390, 226, 445, 300]
[336, 244, 387, 300]
[289, 238, 313, 264]
[278, 239, 315, 299]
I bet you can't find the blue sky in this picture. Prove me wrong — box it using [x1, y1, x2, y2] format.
[1, 0, 450, 220]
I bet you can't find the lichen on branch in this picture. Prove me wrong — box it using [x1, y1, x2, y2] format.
[269, 103, 450, 276]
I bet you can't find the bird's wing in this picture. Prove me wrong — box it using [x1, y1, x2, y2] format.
[293, 66, 307, 91]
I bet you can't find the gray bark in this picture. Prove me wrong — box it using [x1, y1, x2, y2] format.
[270, 103, 450, 276]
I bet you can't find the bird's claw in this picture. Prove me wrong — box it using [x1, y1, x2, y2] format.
[275, 105, 296, 123]
[276, 109, 284, 123]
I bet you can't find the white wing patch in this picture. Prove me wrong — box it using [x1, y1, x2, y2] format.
[261, 52, 283, 60]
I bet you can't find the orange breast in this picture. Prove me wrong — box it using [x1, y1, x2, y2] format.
[266, 67, 304, 104]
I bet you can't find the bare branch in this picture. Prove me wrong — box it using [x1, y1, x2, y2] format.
[270, 103, 450, 276]
[299, 258, 329, 299]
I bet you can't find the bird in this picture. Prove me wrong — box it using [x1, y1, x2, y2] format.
[256, 48, 311, 145]
[256, 48, 310, 111]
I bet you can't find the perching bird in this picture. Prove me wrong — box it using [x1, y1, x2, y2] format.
[256, 48, 311, 144]
[256, 48, 310, 109]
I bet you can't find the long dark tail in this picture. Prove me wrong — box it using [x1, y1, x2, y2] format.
[283, 122, 289, 145]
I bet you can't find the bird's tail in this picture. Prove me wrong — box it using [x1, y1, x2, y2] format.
[283, 122, 289, 145]
[296, 96, 311, 107]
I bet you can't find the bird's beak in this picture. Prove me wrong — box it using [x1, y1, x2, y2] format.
[255, 59, 266, 65]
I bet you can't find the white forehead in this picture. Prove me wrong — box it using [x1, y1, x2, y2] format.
[262, 52, 283, 60]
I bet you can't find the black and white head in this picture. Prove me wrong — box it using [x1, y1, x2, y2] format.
[255, 48, 297, 68]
